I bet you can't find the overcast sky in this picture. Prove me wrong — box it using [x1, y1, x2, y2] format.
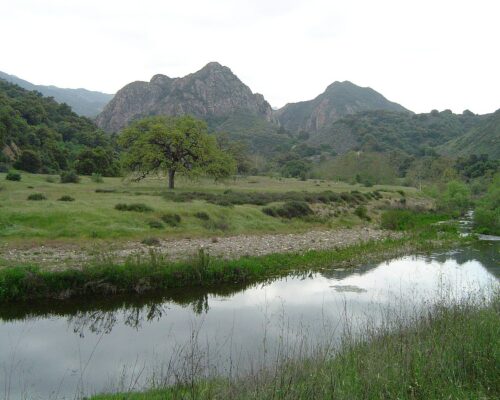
[1, 0, 499, 114]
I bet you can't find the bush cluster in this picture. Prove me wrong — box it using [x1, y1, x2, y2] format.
[58, 195, 75, 202]
[27, 193, 47, 201]
[60, 170, 80, 184]
[148, 220, 164, 229]
[6, 171, 21, 181]
[160, 213, 181, 226]
[115, 203, 153, 212]
[194, 211, 210, 220]
[354, 205, 371, 221]
[164, 190, 374, 207]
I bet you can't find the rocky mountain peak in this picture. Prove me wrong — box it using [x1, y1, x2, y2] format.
[275, 81, 409, 133]
[96, 63, 275, 132]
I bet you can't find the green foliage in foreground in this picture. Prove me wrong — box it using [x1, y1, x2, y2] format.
[474, 174, 500, 235]
[436, 180, 472, 216]
[0, 234, 455, 302]
[93, 294, 500, 400]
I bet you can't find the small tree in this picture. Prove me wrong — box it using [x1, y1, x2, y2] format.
[119, 115, 236, 189]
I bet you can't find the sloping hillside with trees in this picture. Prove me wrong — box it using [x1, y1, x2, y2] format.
[0, 79, 119, 175]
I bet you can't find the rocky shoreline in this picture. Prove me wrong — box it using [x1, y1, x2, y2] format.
[1, 228, 400, 270]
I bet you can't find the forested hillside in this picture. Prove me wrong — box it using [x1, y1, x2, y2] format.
[309, 109, 486, 156]
[0, 79, 118, 175]
[0, 71, 113, 117]
[439, 110, 500, 158]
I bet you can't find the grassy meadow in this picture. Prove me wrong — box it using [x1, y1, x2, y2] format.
[0, 171, 421, 243]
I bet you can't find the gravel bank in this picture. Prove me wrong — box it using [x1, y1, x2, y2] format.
[1, 228, 401, 270]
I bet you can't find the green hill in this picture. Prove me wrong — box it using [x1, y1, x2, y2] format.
[0, 71, 113, 118]
[440, 109, 500, 158]
[309, 109, 487, 156]
[0, 79, 116, 174]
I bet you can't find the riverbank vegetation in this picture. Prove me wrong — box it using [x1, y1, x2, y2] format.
[474, 175, 500, 235]
[0, 220, 464, 303]
[92, 292, 500, 400]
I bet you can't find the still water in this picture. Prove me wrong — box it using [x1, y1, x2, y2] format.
[1, 241, 498, 399]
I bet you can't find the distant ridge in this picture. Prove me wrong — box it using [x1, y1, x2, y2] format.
[275, 80, 409, 134]
[0, 71, 113, 117]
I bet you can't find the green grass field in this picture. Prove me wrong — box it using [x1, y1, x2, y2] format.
[0, 172, 421, 244]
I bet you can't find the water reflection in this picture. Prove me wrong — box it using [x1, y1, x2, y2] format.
[0, 242, 498, 399]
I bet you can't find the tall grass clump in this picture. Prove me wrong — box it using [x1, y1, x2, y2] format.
[91, 173, 104, 183]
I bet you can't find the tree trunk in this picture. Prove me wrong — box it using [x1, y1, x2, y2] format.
[168, 169, 175, 189]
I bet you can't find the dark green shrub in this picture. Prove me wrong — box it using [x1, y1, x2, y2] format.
[194, 211, 210, 220]
[354, 206, 370, 221]
[275, 201, 313, 219]
[160, 213, 181, 226]
[27, 193, 46, 201]
[6, 171, 21, 181]
[262, 207, 277, 217]
[141, 237, 161, 246]
[115, 203, 153, 212]
[397, 190, 406, 197]
[148, 220, 164, 229]
[340, 192, 356, 203]
[60, 170, 80, 183]
[45, 176, 56, 183]
[96, 188, 116, 193]
[58, 195, 75, 202]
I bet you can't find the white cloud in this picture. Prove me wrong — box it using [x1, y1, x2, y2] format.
[0, 0, 498, 113]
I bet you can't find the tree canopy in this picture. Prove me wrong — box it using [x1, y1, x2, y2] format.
[119, 115, 236, 189]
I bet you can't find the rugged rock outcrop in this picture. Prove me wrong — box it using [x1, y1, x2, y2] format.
[96, 62, 275, 132]
[275, 80, 409, 134]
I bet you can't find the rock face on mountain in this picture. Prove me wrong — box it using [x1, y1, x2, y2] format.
[96, 62, 275, 132]
[275, 81, 409, 134]
[0, 71, 113, 118]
